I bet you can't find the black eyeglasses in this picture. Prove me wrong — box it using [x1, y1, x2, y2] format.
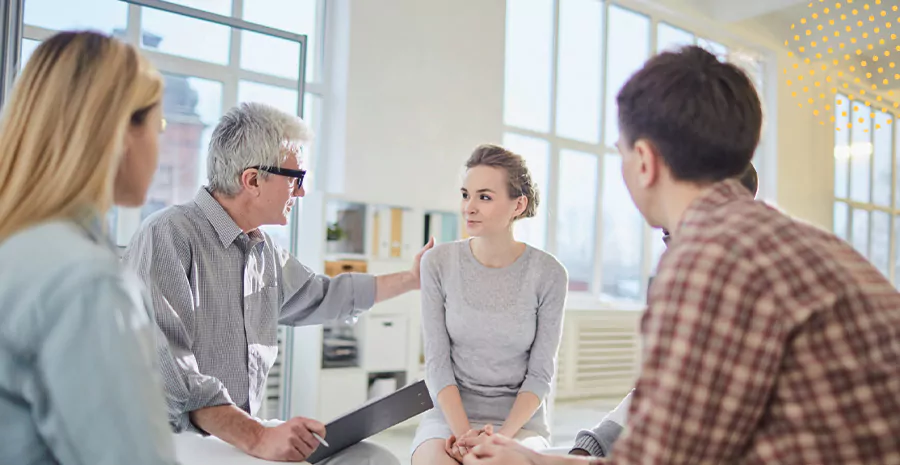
[250, 165, 307, 190]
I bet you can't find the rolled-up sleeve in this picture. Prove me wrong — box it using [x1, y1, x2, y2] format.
[277, 250, 376, 326]
[519, 261, 568, 400]
[123, 220, 233, 432]
[420, 250, 457, 396]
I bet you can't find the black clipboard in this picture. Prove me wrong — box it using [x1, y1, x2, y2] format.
[306, 380, 434, 463]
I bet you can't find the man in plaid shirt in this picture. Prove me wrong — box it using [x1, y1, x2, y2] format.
[461, 45, 900, 464]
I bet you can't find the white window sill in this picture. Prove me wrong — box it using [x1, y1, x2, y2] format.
[564, 292, 646, 312]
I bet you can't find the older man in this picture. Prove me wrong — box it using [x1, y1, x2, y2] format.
[125, 102, 430, 464]
[461, 45, 900, 465]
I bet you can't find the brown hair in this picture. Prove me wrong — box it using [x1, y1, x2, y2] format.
[616, 45, 762, 183]
[465, 144, 539, 220]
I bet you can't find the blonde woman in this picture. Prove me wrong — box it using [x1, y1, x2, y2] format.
[0, 31, 176, 464]
[412, 145, 568, 465]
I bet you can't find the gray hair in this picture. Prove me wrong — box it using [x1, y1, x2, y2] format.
[207, 102, 313, 196]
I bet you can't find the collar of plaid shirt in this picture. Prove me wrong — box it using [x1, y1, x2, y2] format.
[663, 178, 752, 244]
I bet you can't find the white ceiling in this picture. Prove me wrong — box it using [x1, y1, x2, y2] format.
[696, 0, 810, 22]
[750, 1, 900, 92]
[651, 0, 900, 93]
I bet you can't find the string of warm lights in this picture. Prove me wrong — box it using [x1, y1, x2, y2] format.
[783, 0, 900, 131]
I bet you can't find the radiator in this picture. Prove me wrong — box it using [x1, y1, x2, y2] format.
[555, 310, 642, 401]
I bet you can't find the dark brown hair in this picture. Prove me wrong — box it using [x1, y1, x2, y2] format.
[617, 45, 762, 182]
[465, 144, 539, 220]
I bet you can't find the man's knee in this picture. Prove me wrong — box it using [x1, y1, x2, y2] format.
[324, 441, 400, 465]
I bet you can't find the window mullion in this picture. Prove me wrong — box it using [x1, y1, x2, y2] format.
[545, 0, 561, 257]
[890, 120, 897, 284]
[591, 0, 611, 297]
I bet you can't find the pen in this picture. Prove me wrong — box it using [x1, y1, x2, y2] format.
[312, 432, 329, 448]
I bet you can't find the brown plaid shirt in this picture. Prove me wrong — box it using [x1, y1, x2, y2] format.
[601, 179, 900, 464]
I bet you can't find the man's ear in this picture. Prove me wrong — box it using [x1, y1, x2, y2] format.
[634, 139, 662, 189]
[240, 168, 261, 195]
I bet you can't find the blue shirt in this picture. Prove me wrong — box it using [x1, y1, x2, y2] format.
[0, 213, 177, 465]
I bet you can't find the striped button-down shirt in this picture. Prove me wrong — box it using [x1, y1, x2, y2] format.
[599, 179, 900, 464]
[123, 188, 376, 431]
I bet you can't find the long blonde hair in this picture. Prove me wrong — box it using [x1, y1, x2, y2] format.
[0, 31, 163, 241]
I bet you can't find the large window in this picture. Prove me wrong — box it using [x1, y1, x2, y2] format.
[833, 93, 898, 283]
[18, 0, 325, 420]
[504, 0, 768, 303]
[20, 0, 325, 253]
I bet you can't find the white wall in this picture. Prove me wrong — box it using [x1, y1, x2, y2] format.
[324, 0, 506, 212]
[324, 0, 835, 229]
[771, 49, 834, 230]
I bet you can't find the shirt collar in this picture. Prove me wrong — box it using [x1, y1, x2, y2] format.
[194, 187, 245, 248]
[671, 178, 753, 238]
[72, 206, 117, 250]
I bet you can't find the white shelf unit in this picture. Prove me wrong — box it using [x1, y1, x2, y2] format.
[286, 191, 460, 425]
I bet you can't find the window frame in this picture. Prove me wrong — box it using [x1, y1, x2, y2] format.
[0, 0, 24, 108]
[504, 0, 773, 309]
[832, 87, 899, 285]
[15, 0, 327, 420]
[18, 0, 324, 250]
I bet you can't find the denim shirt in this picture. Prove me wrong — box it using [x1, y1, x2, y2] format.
[0, 212, 178, 465]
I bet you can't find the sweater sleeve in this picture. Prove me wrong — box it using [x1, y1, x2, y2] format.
[420, 249, 457, 396]
[519, 260, 568, 400]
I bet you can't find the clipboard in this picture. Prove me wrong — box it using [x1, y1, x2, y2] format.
[306, 380, 434, 463]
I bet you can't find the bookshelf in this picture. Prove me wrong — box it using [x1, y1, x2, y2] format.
[285, 191, 460, 425]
